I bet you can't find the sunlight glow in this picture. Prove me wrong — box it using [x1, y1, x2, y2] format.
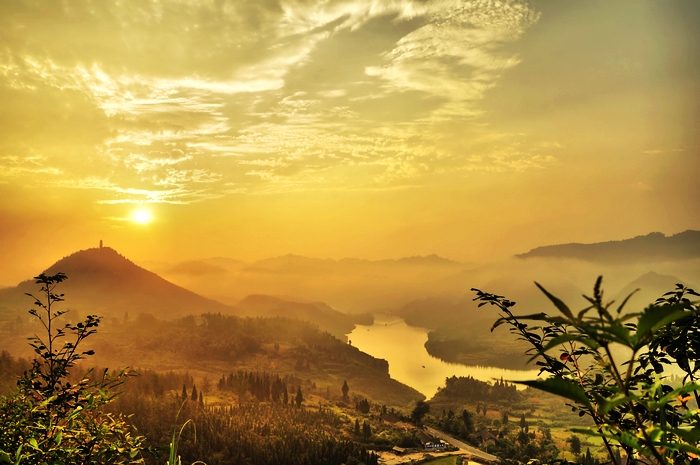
[131, 208, 152, 224]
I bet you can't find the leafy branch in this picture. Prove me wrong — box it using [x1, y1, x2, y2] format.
[473, 277, 700, 464]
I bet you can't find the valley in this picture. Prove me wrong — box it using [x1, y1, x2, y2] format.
[2, 232, 700, 464]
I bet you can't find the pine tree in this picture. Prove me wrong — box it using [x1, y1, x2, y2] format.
[191, 383, 198, 401]
[342, 380, 349, 401]
[199, 391, 204, 407]
[354, 418, 360, 435]
[182, 384, 188, 401]
[362, 421, 371, 440]
[295, 386, 303, 407]
[462, 409, 474, 434]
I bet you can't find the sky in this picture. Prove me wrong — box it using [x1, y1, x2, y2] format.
[1, 0, 699, 286]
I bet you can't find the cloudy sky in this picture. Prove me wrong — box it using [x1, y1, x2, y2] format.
[1, 0, 699, 284]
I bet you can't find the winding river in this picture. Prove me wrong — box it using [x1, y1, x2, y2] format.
[347, 314, 540, 398]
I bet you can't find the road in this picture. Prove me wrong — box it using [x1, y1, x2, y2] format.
[424, 426, 499, 463]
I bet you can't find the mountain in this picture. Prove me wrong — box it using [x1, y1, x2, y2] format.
[0, 246, 234, 321]
[158, 252, 471, 313]
[234, 294, 372, 340]
[246, 253, 464, 275]
[516, 230, 700, 262]
[611, 271, 697, 311]
[165, 260, 228, 276]
[0, 247, 374, 340]
[392, 295, 480, 331]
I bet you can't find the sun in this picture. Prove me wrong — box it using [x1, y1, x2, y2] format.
[131, 208, 152, 225]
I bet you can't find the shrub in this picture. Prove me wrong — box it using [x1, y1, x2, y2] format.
[473, 277, 700, 465]
[0, 273, 145, 464]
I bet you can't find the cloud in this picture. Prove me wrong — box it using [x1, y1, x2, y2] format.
[366, 0, 539, 119]
[0, 0, 547, 203]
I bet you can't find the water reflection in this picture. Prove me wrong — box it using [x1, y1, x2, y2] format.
[347, 314, 541, 398]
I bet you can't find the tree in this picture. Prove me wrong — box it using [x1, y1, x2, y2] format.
[462, 409, 474, 434]
[191, 383, 198, 402]
[473, 277, 700, 465]
[411, 400, 430, 426]
[0, 273, 145, 464]
[362, 421, 371, 440]
[568, 434, 582, 455]
[354, 418, 361, 435]
[356, 398, 370, 414]
[501, 411, 509, 426]
[342, 380, 349, 401]
[182, 384, 188, 401]
[295, 386, 303, 407]
[519, 413, 527, 431]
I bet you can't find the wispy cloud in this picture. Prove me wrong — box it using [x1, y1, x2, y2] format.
[0, 0, 547, 203]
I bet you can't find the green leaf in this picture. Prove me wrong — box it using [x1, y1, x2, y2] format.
[672, 442, 700, 455]
[0, 450, 11, 464]
[649, 383, 700, 409]
[594, 323, 633, 347]
[537, 333, 578, 352]
[514, 377, 591, 408]
[540, 334, 600, 354]
[535, 282, 575, 320]
[635, 304, 689, 345]
[28, 438, 38, 450]
[594, 393, 634, 416]
[667, 426, 700, 445]
[615, 289, 639, 314]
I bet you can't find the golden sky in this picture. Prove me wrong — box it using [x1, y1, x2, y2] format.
[1, 0, 699, 285]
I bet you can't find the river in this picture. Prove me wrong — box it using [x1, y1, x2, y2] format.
[347, 314, 540, 398]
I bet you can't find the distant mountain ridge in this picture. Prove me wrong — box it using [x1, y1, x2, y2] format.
[517, 230, 700, 262]
[163, 253, 464, 277]
[0, 247, 373, 338]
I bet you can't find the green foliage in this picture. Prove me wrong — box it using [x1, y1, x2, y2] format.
[0, 273, 145, 464]
[361, 421, 371, 440]
[411, 400, 430, 426]
[473, 277, 700, 464]
[356, 398, 370, 414]
[489, 427, 559, 465]
[567, 434, 581, 455]
[116, 393, 378, 465]
[430, 408, 475, 443]
[0, 351, 30, 396]
[217, 370, 290, 404]
[432, 375, 519, 405]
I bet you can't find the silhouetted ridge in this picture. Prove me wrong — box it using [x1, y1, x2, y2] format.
[1, 246, 233, 319]
[611, 271, 697, 311]
[516, 230, 700, 262]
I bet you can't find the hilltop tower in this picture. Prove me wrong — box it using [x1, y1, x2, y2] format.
[100, 239, 103, 249]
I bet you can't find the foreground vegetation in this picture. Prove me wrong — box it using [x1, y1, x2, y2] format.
[3, 271, 699, 465]
[474, 277, 700, 464]
[0, 274, 385, 465]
